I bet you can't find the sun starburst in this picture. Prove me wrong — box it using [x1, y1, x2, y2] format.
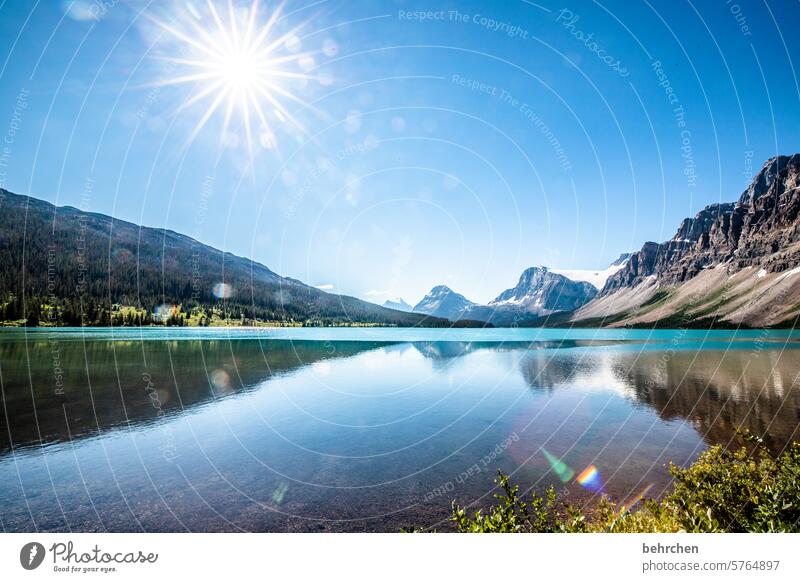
[148, 0, 319, 157]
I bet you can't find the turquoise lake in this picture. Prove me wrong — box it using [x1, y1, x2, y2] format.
[1, 327, 799, 532]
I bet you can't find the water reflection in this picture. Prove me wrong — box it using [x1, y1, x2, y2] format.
[3, 338, 799, 456]
[0, 332, 798, 532]
[0, 339, 394, 453]
[518, 349, 800, 452]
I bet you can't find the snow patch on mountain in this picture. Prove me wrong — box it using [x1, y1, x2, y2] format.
[551, 254, 631, 290]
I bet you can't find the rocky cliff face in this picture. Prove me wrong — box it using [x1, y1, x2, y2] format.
[603, 154, 800, 294]
[488, 267, 597, 314]
[414, 268, 598, 324]
[576, 154, 800, 327]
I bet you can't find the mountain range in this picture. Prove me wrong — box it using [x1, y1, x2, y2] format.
[412, 154, 800, 328]
[412, 268, 599, 325]
[2, 153, 799, 328]
[572, 154, 800, 327]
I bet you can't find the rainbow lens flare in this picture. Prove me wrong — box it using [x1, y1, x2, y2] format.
[541, 447, 575, 482]
[212, 282, 233, 299]
[622, 483, 654, 512]
[575, 464, 604, 492]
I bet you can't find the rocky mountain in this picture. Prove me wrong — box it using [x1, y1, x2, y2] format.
[415, 268, 598, 324]
[412, 285, 477, 320]
[488, 267, 598, 314]
[382, 298, 412, 312]
[610, 252, 634, 267]
[575, 154, 800, 327]
[0, 189, 451, 327]
[600, 204, 738, 293]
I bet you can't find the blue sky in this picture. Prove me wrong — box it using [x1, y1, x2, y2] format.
[0, 0, 798, 304]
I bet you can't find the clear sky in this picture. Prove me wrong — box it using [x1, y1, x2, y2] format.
[0, 0, 798, 304]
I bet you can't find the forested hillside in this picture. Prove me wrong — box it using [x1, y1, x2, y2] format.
[0, 189, 450, 327]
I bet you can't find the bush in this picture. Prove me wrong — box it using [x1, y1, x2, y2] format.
[663, 440, 800, 532]
[448, 440, 800, 533]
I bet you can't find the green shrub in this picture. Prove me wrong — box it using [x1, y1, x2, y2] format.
[448, 440, 800, 533]
[662, 440, 800, 532]
[451, 472, 590, 533]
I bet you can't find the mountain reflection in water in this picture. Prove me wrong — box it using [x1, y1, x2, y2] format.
[0, 331, 798, 532]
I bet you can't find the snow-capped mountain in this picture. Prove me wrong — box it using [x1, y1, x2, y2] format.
[413, 269, 598, 324]
[488, 266, 598, 315]
[412, 285, 477, 320]
[382, 298, 413, 312]
[551, 253, 632, 290]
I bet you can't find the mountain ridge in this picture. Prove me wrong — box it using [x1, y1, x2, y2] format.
[414, 266, 599, 324]
[575, 154, 800, 327]
[0, 188, 450, 327]
[3, 152, 799, 329]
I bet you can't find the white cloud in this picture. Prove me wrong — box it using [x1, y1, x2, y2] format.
[315, 283, 334, 291]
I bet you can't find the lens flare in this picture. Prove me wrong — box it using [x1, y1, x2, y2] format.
[271, 482, 289, 504]
[153, 303, 177, 322]
[210, 369, 232, 393]
[540, 447, 575, 482]
[575, 464, 604, 492]
[621, 482, 654, 512]
[212, 282, 233, 299]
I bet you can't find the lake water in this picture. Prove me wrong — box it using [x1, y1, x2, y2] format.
[1, 327, 799, 532]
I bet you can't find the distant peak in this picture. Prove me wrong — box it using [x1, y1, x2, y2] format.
[413, 284, 476, 319]
[382, 298, 412, 312]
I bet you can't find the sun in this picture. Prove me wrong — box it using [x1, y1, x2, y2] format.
[147, 0, 317, 155]
[219, 49, 260, 89]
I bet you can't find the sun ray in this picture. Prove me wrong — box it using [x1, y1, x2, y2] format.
[147, 0, 318, 155]
[253, 22, 308, 60]
[247, 2, 285, 56]
[206, 0, 234, 52]
[227, 0, 239, 51]
[145, 13, 220, 60]
[260, 69, 317, 81]
[256, 77, 320, 114]
[260, 50, 319, 67]
[221, 90, 237, 143]
[183, 84, 232, 149]
[252, 82, 320, 148]
[242, 91, 255, 166]
[242, 0, 260, 50]
[187, 18, 231, 56]
[175, 79, 229, 115]
[150, 71, 222, 87]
